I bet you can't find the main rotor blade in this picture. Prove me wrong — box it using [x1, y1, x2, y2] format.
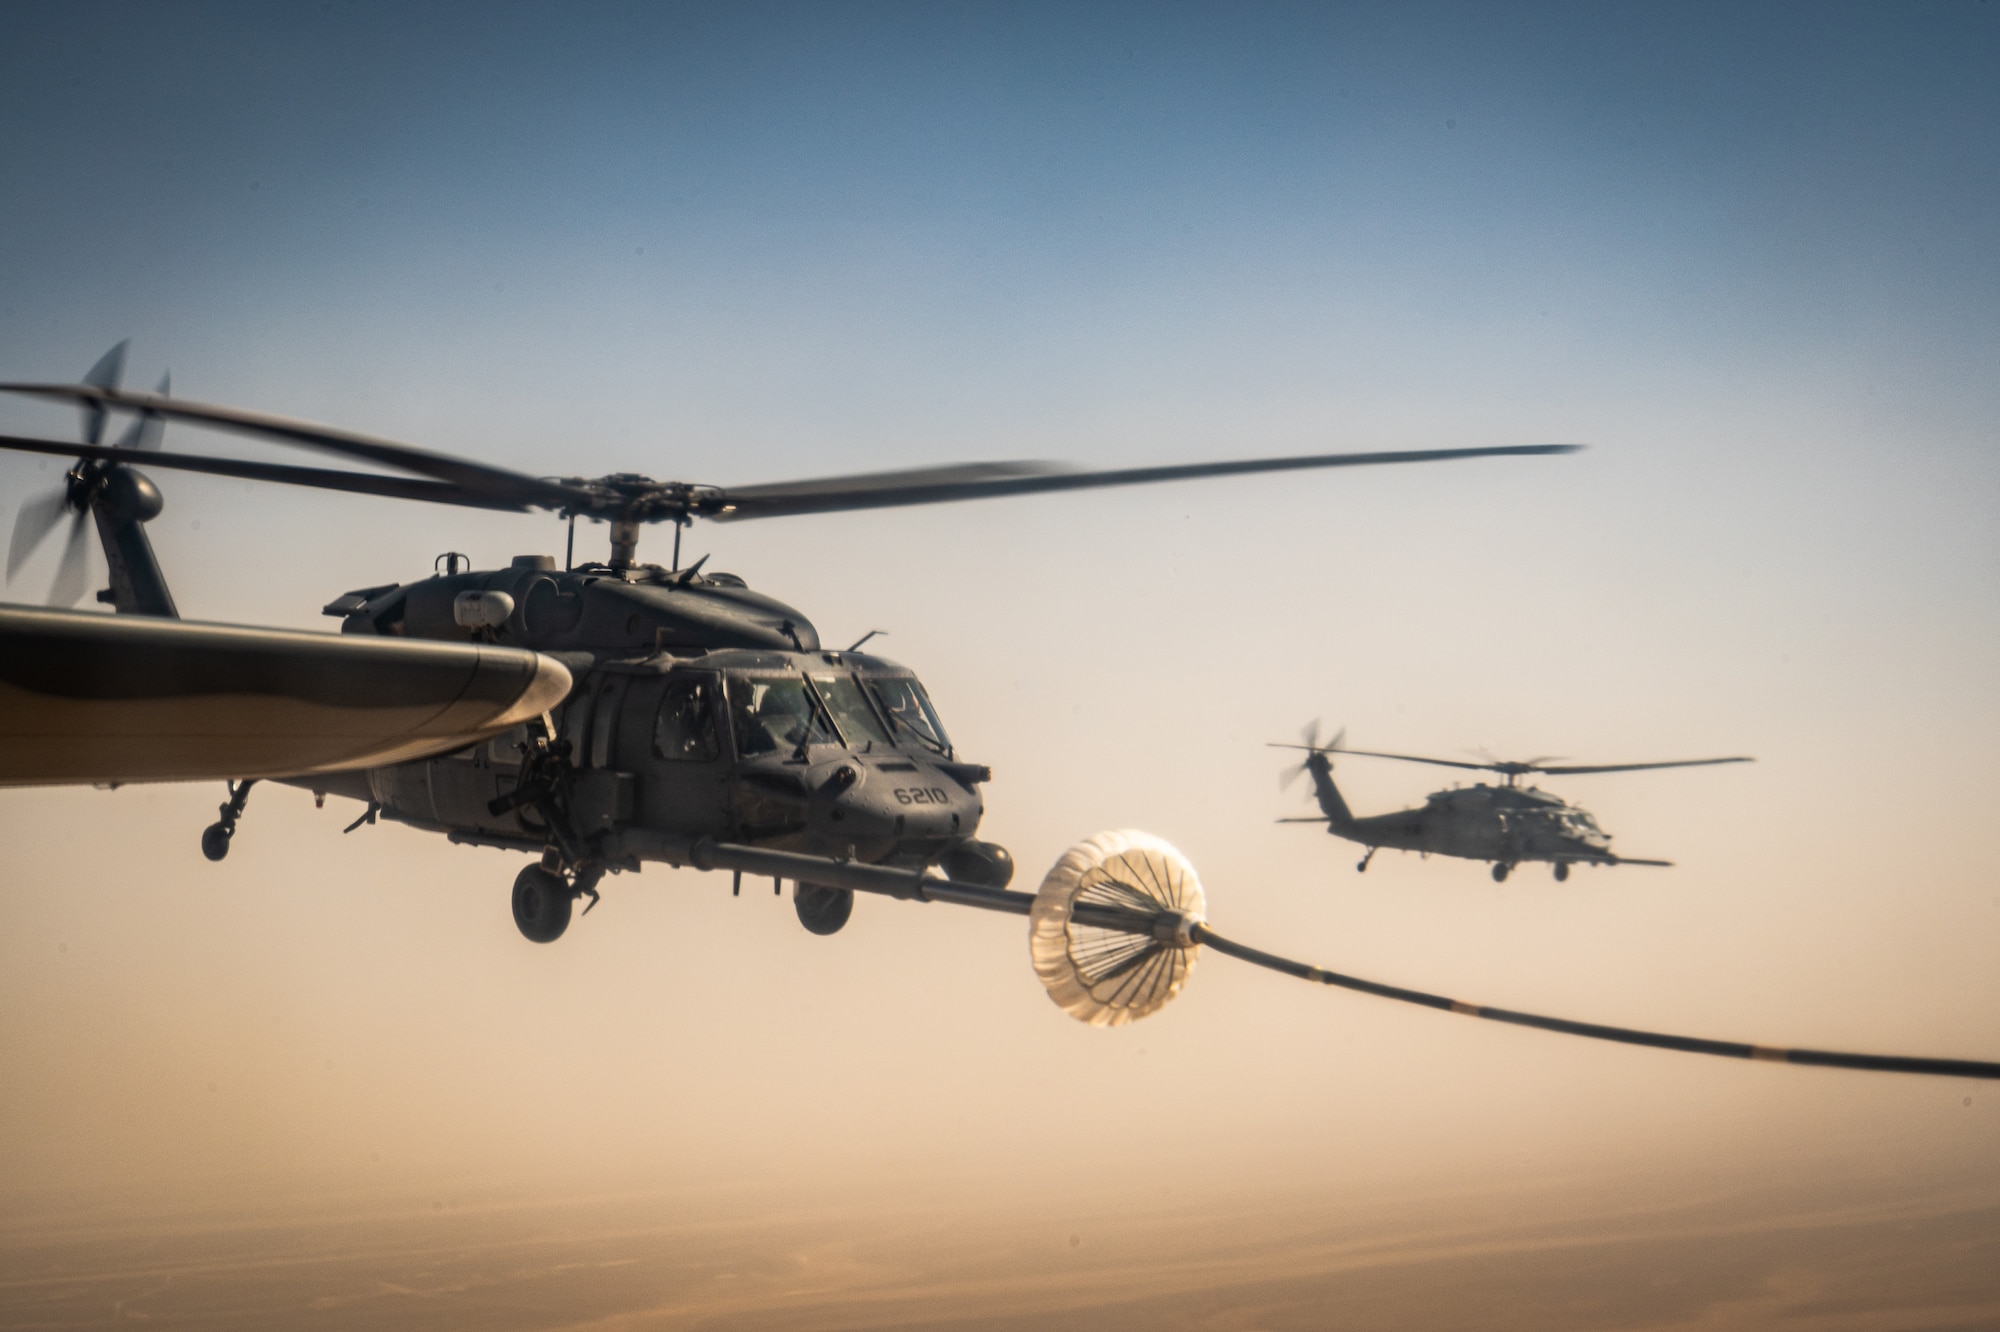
[0, 434, 531, 512]
[1192, 925, 2000, 1081]
[1533, 757, 1755, 776]
[1322, 746, 1497, 772]
[0, 383, 582, 509]
[8, 488, 73, 579]
[706, 444, 1582, 521]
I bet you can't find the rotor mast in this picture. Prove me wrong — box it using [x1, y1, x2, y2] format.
[607, 517, 643, 569]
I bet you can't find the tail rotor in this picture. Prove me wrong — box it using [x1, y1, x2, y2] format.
[1276, 719, 1345, 791]
[5, 343, 168, 608]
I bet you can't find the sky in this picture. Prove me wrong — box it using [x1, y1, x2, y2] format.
[2, 2, 1999, 1326]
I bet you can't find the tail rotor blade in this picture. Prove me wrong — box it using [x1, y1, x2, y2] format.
[48, 509, 91, 607]
[135, 372, 169, 451]
[109, 371, 170, 452]
[1279, 720, 1344, 790]
[9, 488, 74, 580]
[79, 341, 128, 446]
[1282, 718, 1320, 790]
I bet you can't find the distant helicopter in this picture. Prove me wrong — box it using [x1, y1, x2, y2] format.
[1277, 724, 1751, 881]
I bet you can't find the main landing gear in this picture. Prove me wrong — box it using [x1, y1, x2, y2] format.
[1356, 847, 1377, 874]
[200, 780, 257, 861]
[511, 854, 605, 944]
[1553, 862, 1570, 882]
[1491, 861, 1513, 883]
[511, 864, 572, 943]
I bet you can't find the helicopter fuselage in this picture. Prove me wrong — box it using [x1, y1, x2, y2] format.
[288, 555, 1009, 918]
[1302, 751, 1635, 881]
[1346, 783, 1614, 862]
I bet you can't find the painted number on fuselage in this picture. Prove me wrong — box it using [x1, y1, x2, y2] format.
[894, 787, 951, 806]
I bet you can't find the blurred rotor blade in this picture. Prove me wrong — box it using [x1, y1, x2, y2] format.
[8, 488, 73, 580]
[79, 341, 128, 446]
[705, 444, 1582, 521]
[111, 371, 172, 452]
[0, 382, 583, 509]
[0, 433, 531, 512]
[0, 606, 576, 786]
[1277, 720, 1347, 791]
[48, 510, 90, 607]
[1279, 719, 1321, 790]
[1533, 757, 1753, 776]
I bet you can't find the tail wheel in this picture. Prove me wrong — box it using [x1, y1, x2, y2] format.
[512, 864, 572, 943]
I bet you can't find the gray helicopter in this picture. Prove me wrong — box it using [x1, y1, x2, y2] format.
[0, 343, 1580, 943]
[1277, 725, 1751, 881]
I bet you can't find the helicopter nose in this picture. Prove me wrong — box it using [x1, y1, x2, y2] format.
[804, 761, 897, 845]
[804, 757, 978, 853]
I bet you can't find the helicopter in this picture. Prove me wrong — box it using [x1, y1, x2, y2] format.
[1276, 724, 1752, 881]
[5, 346, 1996, 1085]
[0, 343, 1580, 942]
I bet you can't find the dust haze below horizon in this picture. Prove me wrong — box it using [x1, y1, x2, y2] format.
[2, 2, 1998, 1326]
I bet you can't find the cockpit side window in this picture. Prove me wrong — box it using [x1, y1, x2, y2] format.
[727, 675, 838, 757]
[654, 675, 721, 762]
[866, 676, 951, 755]
[810, 674, 891, 746]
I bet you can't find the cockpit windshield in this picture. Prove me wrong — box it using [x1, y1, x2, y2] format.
[728, 676, 838, 756]
[810, 674, 891, 746]
[867, 676, 951, 755]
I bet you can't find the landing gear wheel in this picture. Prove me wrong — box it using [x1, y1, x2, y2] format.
[1491, 862, 1511, 883]
[512, 865, 572, 943]
[200, 780, 256, 862]
[1553, 862, 1569, 882]
[794, 883, 854, 936]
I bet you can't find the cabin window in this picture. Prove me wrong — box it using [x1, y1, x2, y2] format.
[866, 676, 951, 755]
[727, 676, 838, 756]
[654, 676, 721, 762]
[809, 674, 891, 746]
